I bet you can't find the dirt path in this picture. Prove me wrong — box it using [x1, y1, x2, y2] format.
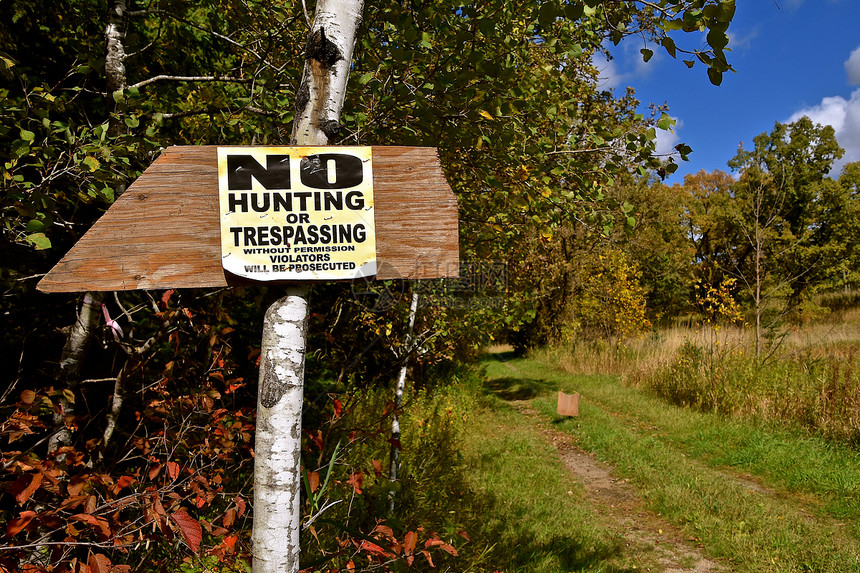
[512, 400, 724, 573]
[495, 357, 724, 572]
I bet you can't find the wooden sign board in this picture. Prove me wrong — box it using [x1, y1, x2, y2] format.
[37, 146, 459, 293]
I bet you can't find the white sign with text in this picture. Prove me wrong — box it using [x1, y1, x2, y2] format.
[217, 147, 376, 281]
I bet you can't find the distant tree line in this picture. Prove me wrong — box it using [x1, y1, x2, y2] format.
[523, 117, 860, 355]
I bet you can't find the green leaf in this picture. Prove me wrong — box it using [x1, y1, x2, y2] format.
[25, 232, 51, 250]
[19, 129, 35, 142]
[664, 18, 685, 31]
[25, 219, 46, 233]
[661, 37, 677, 58]
[675, 143, 693, 160]
[124, 116, 140, 128]
[707, 28, 729, 50]
[707, 68, 723, 86]
[564, 2, 584, 20]
[640, 48, 653, 63]
[657, 113, 674, 131]
[82, 156, 100, 172]
[538, 2, 559, 28]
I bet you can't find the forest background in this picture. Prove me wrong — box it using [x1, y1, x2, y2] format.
[3, 0, 859, 571]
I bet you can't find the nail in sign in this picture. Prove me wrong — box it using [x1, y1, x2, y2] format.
[217, 147, 376, 281]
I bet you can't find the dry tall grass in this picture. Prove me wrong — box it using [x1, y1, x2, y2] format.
[536, 307, 860, 446]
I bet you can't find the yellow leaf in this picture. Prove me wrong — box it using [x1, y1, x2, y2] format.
[479, 110, 494, 121]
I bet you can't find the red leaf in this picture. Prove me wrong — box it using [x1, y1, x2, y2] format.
[223, 534, 238, 551]
[359, 540, 390, 558]
[167, 461, 180, 482]
[88, 553, 111, 573]
[404, 531, 417, 554]
[457, 530, 470, 541]
[371, 459, 383, 477]
[6, 510, 37, 536]
[71, 513, 111, 538]
[60, 495, 88, 511]
[422, 550, 435, 568]
[307, 470, 320, 493]
[68, 473, 89, 496]
[304, 429, 324, 451]
[160, 289, 175, 309]
[333, 398, 343, 418]
[373, 524, 394, 540]
[234, 496, 247, 519]
[148, 463, 163, 480]
[171, 511, 202, 553]
[346, 471, 364, 494]
[222, 508, 236, 528]
[424, 536, 459, 557]
[13, 473, 42, 504]
[113, 475, 135, 494]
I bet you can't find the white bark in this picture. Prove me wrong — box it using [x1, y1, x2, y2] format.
[291, 0, 365, 144]
[105, 0, 128, 95]
[388, 291, 419, 514]
[252, 286, 310, 573]
[253, 2, 364, 569]
[49, 292, 104, 455]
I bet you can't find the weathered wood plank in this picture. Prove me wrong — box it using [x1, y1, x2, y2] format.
[37, 146, 459, 293]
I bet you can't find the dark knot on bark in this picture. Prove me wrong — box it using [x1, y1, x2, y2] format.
[306, 27, 343, 68]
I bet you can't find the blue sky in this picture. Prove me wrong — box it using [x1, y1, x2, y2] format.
[597, 0, 860, 182]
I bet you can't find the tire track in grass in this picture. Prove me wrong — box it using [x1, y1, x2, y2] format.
[486, 352, 860, 572]
[517, 400, 724, 573]
[489, 353, 724, 572]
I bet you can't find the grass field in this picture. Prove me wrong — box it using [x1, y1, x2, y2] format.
[452, 351, 860, 572]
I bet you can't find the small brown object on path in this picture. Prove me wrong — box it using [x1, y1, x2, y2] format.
[557, 391, 580, 416]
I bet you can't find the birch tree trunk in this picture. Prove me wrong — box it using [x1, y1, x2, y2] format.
[252, 1, 365, 571]
[388, 291, 419, 515]
[49, 293, 104, 454]
[50, 0, 130, 457]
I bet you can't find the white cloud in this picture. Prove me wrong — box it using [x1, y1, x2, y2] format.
[592, 42, 662, 90]
[592, 52, 622, 89]
[788, 89, 860, 176]
[846, 45, 860, 85]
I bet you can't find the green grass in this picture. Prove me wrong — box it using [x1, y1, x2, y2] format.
[457, 400, 634, 572]
[475, 353, 860, 572]
[322, 350, 860, 572]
